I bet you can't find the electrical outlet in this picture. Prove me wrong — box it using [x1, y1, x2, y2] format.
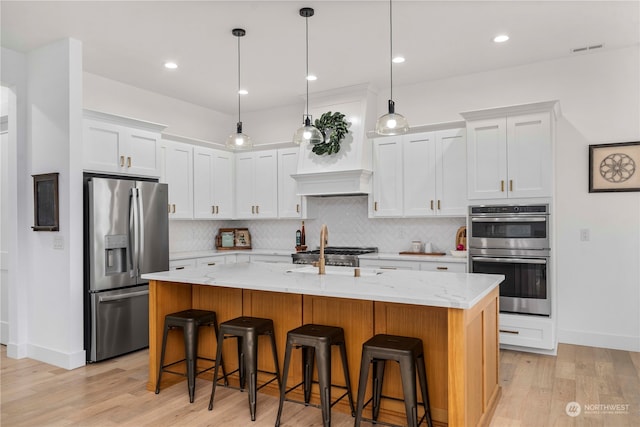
[580, 228, 590, 242]
[53, 235, 64, 249]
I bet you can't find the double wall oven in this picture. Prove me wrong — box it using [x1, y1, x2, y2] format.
[469, 204, 551, 316]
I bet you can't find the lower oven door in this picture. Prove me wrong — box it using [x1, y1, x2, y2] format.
[471, 255, 550, 316]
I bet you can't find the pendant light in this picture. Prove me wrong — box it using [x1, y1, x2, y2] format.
[375, 0, 409, 136]
[226, 28, 252, 150]
[293, 7, 324, 145]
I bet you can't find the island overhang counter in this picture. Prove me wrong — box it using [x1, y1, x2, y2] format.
[143, 262, 504, 427]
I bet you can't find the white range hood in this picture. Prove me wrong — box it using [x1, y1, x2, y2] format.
[292, 84, 377, 196]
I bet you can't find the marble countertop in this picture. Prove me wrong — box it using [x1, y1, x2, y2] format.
[142, 262, 502, 309]
[359, 253, 467, 263]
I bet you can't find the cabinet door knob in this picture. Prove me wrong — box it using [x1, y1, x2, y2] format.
[501, 180, 505, 192]
[430, 200, 434, 210]
[256, 205, 259, 214]
[175, 266, 185, 270]
[172, 204, 176, 213]
[252, 205, 255, 214]
[436, 266, 448, 271]
[207, 262, 216, 266]
[120, 155, 125, 167]
[127, 156, 132, 168]
[296, 204, 300, 213]
[374, 201, 378, 211]
[216, 206, 219, 214]
[212, 206, 215, 214]
[499, 329, 520, 335]
[509, 180, 513, 192]
[437, 200, 441, 210]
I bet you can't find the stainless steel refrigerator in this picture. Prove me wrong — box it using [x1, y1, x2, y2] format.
[83, 175, 169, 362]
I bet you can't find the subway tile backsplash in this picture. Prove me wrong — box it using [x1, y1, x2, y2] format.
[169, 196, 466, 254]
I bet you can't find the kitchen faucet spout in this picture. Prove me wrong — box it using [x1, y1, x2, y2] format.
[318, 224, 328, 275]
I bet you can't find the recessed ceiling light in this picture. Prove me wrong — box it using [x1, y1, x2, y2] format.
[238, 89, 248, 95]
[493, 34, 509, 43]
[164, 61, 178, 69]
[306, 74, 317, 81]
[392, 56, 405, 64]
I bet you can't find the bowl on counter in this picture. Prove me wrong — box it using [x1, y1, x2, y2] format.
[450, 250, 468, 258]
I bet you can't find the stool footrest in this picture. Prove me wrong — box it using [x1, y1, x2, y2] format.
[282, 379, 352, 408]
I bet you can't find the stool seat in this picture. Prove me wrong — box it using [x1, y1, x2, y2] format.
[155, 309, 225, 403]
[208, 316, 281, 422]
[354, 334, 433, 427]
[276, 324, 355, 427]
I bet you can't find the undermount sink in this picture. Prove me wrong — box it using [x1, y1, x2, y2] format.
[286, 265, 382, 277]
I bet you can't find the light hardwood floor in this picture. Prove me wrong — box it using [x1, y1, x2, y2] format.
[1, 344, 638, 426]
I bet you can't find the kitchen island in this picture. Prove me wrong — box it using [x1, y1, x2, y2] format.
[143, 262, 503, 427]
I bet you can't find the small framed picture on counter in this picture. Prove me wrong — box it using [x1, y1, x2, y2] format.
[235, 228, 251, 248]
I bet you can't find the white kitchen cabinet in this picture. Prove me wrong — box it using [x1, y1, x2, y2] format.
[463, 101, 557, 200]
[160, 139, 193, 219]
[195, 255, 227, 267]
[193, 146, 234, 219]
[403, 129, 467, 217]
[278, 147, 307, 219]
[169, 259, 196, 270]
[250, 254, 292, 264]
[419, 260, 466, 273]
[358, 259, 419, 271]
[499, 313, 555, 350]
[235, 150, 278, 219]
[371, 137, 403, 217]
[83, 110, 165, 178]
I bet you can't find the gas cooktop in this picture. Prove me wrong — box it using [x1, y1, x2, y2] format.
[291, 246, 378, 267]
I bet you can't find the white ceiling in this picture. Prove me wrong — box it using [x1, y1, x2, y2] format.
[2, 1, 639, 114]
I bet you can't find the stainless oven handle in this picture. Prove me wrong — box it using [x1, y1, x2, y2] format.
[471, 217, 547, 222]
[471, 257, 547, 265]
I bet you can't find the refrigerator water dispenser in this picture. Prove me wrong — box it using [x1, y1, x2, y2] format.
[104, 234, 127, 275]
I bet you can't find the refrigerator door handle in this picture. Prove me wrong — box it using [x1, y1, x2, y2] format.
[129, 188, 139, 278]
[137, 186, 145, 276]
[99, 290, 149, 303]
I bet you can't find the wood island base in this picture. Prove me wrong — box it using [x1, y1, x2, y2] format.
[147, 280, 500, 427]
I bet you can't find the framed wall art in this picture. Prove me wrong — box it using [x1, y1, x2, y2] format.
[32, 172, 60, 231]
[589, 141, 640, 193]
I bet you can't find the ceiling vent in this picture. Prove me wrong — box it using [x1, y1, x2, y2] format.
[571, 44, 604, 54]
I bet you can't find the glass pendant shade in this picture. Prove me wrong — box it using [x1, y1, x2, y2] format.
[375, 100, 409, 135]
[293, 116, 324, 145]
[226, 121, 252, 150]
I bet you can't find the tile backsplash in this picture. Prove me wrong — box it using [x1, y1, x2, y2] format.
[169, 196, 466, 254]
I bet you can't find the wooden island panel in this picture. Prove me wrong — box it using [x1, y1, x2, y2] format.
[374, 302, 449, 426]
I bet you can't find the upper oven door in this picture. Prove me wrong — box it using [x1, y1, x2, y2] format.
[469, 216, 549, 250]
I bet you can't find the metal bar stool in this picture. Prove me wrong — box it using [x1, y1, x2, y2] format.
[276, 324, 356, 427]
[208, 316, 281, 421]
[155, 309, 226, 403]
[354, 334, 433, 427]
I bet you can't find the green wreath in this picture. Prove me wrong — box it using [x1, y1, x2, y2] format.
[312, 111, 350, 156]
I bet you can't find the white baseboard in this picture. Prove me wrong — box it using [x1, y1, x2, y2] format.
[5, 343, 86, 370]
[500, 343, 558, 356]
[0, 320, 8, 345]
[558, 329, 640, 352]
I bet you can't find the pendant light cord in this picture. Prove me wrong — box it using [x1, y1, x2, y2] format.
[305, 14, 310, 118]
[237, 34, 242, 124]
[389, 0, 393, 102]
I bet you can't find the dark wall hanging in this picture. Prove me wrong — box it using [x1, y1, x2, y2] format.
[32, 172, 59, 231]
[589, 142, 640, 193]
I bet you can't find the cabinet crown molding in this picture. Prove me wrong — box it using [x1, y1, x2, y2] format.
[459, 100, 561, 121]
[84, 109, 167, 132]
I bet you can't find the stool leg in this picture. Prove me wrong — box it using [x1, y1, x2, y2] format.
[244, 330, 259, 421]
[354, 349, 371, 427]
[275, 337, 293, 427]
[399, 356, 418, 427]
[338, 342, 356, 416]
[372, 360, 386, 421]
[211, 320, 228, 387]
[184, 321, 197, 403]
[155, 321, 171, 394]
[208, 329, 226, 411]
[237, 336, 246, 391]
[268, 331, 281, 390]
[303, 346, 315, 404]
[416, 354, 432, 427]
[316, 343, 332, 427]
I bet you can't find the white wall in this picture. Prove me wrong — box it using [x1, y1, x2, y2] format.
[83, 72, 231, 144]
[1, 103, 8, 344]
[1, 40, 86, 369]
